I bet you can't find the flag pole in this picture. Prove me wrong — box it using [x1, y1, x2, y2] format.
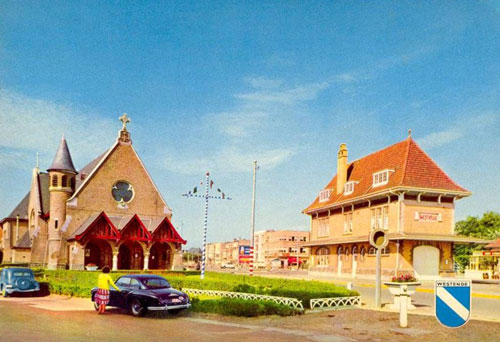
[201, 171, 210, 280]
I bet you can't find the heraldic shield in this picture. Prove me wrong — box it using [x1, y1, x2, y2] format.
[435, 280, 471, 328]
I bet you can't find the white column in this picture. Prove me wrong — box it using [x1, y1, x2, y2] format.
[144, 252, 150, 270]
[112, 252, 118, 271]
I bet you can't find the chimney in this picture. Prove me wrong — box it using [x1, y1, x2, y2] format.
[336, 143, 348, 194]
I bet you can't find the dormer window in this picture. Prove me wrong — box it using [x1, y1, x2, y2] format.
[344, 181, 355, 195]
[319, 189, 332, 203]
[373, 169, 393, 187]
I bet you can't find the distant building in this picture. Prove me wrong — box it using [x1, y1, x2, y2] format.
[303, 135, 487, 279]
[254, 230, 309, 268]
[206, 238, 250, 267]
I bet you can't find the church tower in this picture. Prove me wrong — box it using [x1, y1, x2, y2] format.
[47, 136, 77, 269]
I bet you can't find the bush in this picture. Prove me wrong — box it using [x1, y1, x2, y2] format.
[190, 297, 299, 317]
[35, 270, 358, 309]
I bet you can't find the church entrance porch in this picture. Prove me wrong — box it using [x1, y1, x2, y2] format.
[118, 241, 144, 270]
[149, 242, 172, 270]
[84, 239, 112, 269]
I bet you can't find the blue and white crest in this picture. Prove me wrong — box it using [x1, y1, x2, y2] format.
[435, 280, 471, 328]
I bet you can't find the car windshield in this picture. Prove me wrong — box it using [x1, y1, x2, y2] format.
[141, 278, 170, 289]
[12, 271, 33, 277]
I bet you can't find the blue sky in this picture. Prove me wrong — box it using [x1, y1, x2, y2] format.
[1, 1, 499, 248]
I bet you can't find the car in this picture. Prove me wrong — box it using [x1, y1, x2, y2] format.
[0, 267, 40, 297]
[221, 262, 236, 269]
[91, 274, 191, 317]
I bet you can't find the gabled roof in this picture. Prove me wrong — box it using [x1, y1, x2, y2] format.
[305, 137, 470, 213]
[74, 149, 109, 191]
[48, 136, 77, 174]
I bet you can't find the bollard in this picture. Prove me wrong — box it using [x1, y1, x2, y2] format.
[399, 284, 408, 328]
[346, 282, 353, 290]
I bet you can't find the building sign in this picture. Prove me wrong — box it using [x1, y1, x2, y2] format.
[238, 245, 251, 263]
[414, 212, 442, 222]
[435, 280, 471, 328]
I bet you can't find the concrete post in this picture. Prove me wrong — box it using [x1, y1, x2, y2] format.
[112, 252, 118, 271]
[400, 284, 408, 328]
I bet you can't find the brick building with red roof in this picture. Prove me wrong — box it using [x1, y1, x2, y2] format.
[303, 133, 487, 279]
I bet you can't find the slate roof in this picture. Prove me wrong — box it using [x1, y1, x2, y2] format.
[13, 231, 31, 249]
[38, 173, 50, 215]
[305, 137, 470, 213]
[74, 150, 109, 191]
[48, 136, 77, 174]
[7, 193, 30, 220]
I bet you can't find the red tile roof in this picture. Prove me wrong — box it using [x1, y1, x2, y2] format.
[486, 238, 500, 249]
[304, 137, 469, 213]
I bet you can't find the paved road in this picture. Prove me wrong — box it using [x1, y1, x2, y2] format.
[1, 295, 499, 342]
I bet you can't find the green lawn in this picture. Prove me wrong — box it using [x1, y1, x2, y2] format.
[35, 269, 358, 310]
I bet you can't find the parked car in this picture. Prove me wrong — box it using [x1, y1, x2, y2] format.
[0, 267, 40, 297]
[221, 262, 236, 269]
[91, 274, 191, 317]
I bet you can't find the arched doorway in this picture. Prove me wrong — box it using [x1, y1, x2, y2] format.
[149, 242, 172, 270]
[337, 246, 343, 276]
[413, 245, 440, 279]
[352, 246, 358, 278]
[118, 241, 144, 270]
[84, 239, 112, 269]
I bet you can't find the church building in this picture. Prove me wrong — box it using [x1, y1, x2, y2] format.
[0, 114, 186, 270]
[303, 133, 488, 279]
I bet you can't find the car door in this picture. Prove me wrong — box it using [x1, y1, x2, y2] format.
[109, 277, 130, 308]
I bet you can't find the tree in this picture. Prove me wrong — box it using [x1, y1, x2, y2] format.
[453, 211, 500, 271]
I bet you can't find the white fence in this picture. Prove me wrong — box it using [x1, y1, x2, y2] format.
[310, 296, 361, 310]
[182, 288, 304, 310]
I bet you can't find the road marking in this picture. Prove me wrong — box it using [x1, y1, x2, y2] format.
[436, 287, 469, 321]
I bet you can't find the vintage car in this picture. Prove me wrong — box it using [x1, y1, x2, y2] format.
[0, 267, 40, 297]
[91, 274, 191, 317]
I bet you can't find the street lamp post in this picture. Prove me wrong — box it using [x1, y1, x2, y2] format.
[249, 161, 258, 276]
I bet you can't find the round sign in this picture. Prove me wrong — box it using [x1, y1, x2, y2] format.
[369, 229, 388, 249]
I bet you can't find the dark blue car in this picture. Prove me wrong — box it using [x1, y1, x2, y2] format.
[0, 267, 40, 297]
[91, 274, 191, 317]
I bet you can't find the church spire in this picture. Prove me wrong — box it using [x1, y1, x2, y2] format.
[47, 135, 77, 174]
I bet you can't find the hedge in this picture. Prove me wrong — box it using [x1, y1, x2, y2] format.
[190, 297, 300, 317]
[35, 270, 358, 308]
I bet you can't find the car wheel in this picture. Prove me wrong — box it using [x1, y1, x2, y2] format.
[130, 298, 145, 317]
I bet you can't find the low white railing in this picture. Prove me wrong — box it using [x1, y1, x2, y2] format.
[182, 288, 304, 310]
[310, 296, 361, 310]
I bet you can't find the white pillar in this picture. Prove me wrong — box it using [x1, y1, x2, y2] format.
[400, 284, 408, 328]
[144, 252, 150, 270]
[112, 252, 118, 271]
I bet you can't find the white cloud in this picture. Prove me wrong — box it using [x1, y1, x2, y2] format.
[418, 112, 499, 149]
[244, 76, 283, 89]
[235, 82, 329, 105]
[0, 89, 116, 169]
[162, 146, 294, 175]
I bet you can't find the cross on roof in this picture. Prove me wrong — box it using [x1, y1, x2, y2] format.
[119, 113, 131, 130]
